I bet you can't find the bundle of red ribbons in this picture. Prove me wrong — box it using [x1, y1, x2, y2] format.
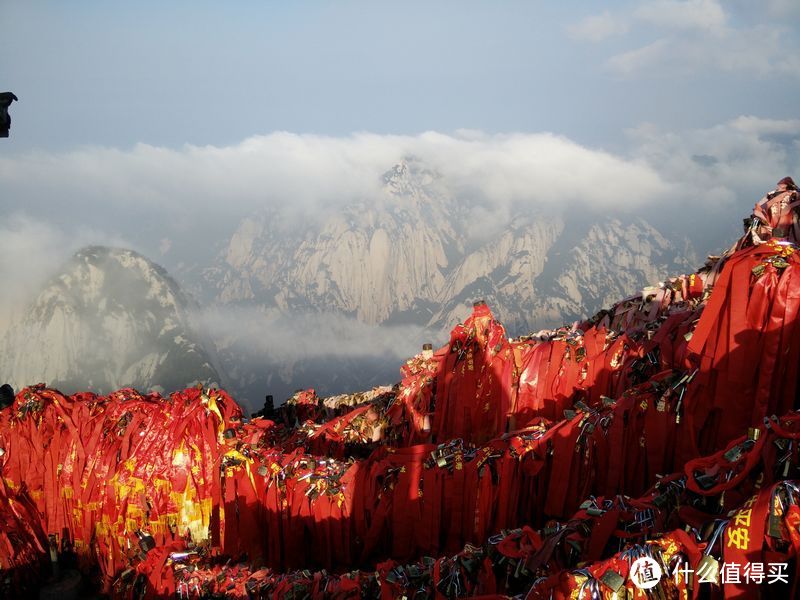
[1, 178, 800, 599]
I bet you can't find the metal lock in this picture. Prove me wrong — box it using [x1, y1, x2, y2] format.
[768, 513, 785, 539]
[694, 472, 717, 491]
[435, 452, 449, 469]
[600, 569, 625, 594]
[574, 400, 590, 412]
[542, 524, 560, 536]
[696, 522, 726, 584]
[136, 529, 156, 554]
[723, 444, 744, 463]
[385, 568, 399, 584]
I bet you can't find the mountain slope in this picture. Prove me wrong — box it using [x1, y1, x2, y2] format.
[1, 246, 221, 394]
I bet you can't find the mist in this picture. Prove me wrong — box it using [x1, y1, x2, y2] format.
[1, 119, 799, 406]
[198, 307, 430, 408]
[2, 118, 797, 257]
[0, 215, 131, 339]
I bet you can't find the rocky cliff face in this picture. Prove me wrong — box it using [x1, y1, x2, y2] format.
[1, 246, 221, 394]
[203, 160, 696, 336]
[202, 161, 464, 324]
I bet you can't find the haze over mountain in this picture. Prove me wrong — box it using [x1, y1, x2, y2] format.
[0, 247, 221, 396]
[202, 159, 696, 330]
[0, 159, 698, 410]
[182, 160, 697, 407]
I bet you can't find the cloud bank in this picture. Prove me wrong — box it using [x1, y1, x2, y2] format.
[569, 0, 800, 78]
[1, 117, 798, 329]
[0, 131, 671, 224]
[2, 119, 796, 233]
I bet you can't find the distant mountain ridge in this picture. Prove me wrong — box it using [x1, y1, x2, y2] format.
[202, 159, 697, 335]
[1, 246, 220, 395]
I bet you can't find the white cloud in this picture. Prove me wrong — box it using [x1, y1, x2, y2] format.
[626, 116, 800, 216]
[730, 115, 800, 136]
[571, 0, 729, 44]
[634, 0, 727, 33]
[0, 131, 671, 222]
[606, 39, 672, 76]
[575, 1, 800, 78]
[606, 24, 800, 77]
[2, 122, 797, 264]
[567, 11, 629, 42]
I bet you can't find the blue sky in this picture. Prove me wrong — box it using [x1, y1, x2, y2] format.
[3, 1, 798, 150]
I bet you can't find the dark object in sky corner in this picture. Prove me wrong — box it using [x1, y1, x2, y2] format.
[0, 384, 14, 410]
[0, 92, 18, 138]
